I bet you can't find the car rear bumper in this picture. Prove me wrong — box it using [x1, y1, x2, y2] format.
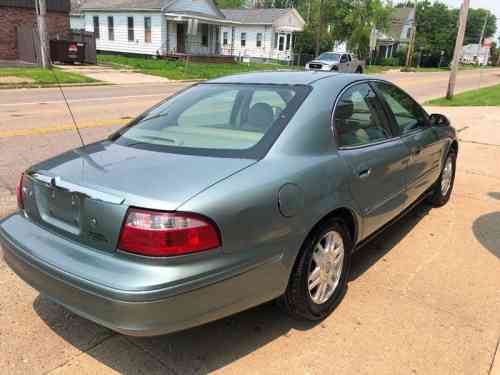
[0, 213, 285, 336]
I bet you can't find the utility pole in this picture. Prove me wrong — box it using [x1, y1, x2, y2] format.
[476, 16, 488, 64]
[446, 0, 470, 99]
[315, 0, 325, 56]
[476, 16, 488, 89]
[405, 1, 417, 67]
[35, 0, 51, 68]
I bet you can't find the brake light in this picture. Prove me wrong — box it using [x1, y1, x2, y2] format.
[16, 174, 24, 209]
[118, 209, 221, 257]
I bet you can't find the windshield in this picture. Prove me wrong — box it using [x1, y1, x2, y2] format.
[318, 53, 341, 62]
[111, 83, 310, 159]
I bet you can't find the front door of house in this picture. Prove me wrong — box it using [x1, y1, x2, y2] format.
[177, 23, 186, 53]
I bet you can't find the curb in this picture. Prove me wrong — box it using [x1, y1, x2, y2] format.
[0, 82, 111, 90]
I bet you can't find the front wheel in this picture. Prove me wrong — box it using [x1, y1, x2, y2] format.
[280, 219, 352, 321]
[428, 150, 457, 207]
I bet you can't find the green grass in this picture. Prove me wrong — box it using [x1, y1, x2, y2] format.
[0, 67, 97, 86]
[365, 65, 400, 74]
[426, 84, 500, 106]
[97, 54, 294, 80]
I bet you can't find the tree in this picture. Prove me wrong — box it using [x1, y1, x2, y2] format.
[464, 8, 497, 45]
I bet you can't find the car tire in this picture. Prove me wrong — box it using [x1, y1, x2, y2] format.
[428, 149, 457, 207]
[280, 218, 352, 321]
[356, 66, 363, 74]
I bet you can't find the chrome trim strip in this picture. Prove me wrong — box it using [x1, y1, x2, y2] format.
[27, 171, 125, 205]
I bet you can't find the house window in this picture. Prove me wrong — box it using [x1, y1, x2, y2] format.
[144, 17, 152, 43]
[256, 32, 262, 47]
[223, 31, 228, 46]
[286, 34, 291, 50]
[278, 34, 285, 51]
[128, 17, 134, 42]
[201, 24, 209, 47]
[241, 32, 246, 47]
[108, 16, 114, 41]
[274, 32, 278, 48]
[93, 16, 100, 39]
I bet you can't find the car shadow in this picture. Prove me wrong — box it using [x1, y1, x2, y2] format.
[487, 192, 500, 200]
[349, 202, 432, 281]
[472, 211, 500, 259]
[32, 202, 433, 374]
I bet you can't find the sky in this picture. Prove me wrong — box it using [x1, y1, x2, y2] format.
[439, 0, 500, 40]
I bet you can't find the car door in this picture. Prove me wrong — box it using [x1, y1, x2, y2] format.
[372, 82, 443, 204]
[334, 82, 411, 239]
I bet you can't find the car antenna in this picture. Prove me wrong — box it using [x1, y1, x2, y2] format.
[49, 63, 86, 148]
[37, 35, 86, 148]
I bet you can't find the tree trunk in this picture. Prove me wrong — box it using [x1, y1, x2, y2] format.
[315, 0, 325, 56]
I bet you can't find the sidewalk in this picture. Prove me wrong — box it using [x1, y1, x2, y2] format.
[57, 64, 171, 85]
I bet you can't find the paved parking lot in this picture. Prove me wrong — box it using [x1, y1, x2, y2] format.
[0, 89, 499, 373]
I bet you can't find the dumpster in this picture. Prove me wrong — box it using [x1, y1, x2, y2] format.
[50, 40, 86, 64]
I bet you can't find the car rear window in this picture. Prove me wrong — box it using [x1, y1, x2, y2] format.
[111, 83, 310, 159]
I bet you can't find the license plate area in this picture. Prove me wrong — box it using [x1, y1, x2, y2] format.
[35, 184, 82, 236]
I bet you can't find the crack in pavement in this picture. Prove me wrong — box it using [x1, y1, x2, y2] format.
[489, 337, 500, 375]
[42, 332, 117, 375]
[123, 336, 180, 375]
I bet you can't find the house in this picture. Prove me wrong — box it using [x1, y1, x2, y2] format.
[0, 0, 70, 60]
[460, 41, 491, 65]
[372, 7, 415, 60]
[70, 0, 86, 30]
[75, 0, 304, 62]
[220, 8, 305, 62]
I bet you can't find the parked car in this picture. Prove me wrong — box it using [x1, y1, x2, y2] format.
[0, 72, 457, 336]
[305, 52, 366, 73]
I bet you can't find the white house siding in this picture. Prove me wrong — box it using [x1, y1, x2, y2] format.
[220, 25, 274, 60]
[85, 12, 164, 55]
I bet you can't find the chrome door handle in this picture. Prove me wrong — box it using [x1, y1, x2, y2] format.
[358, 168, 372, 179]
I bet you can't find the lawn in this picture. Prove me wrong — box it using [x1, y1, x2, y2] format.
[0, 67, 97, 86]
[97, 54, 294, 80]
[426, 84, 500, 106]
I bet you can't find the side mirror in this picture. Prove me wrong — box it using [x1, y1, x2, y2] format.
[429, 113, 450, 128]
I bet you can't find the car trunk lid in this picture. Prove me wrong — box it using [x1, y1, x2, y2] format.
[22, 141, 256, 252]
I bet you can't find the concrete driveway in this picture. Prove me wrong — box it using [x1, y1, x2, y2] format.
[58, 64, 172, 85]
[0, 100, 499, 373]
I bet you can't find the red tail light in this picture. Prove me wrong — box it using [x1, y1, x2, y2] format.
[118, 208, 221, 257]
[16, 175, 24, 209]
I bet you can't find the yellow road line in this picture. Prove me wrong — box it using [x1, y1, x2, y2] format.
[0, 118, 129, 138]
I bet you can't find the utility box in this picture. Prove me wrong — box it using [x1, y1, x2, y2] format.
[50, 40, 86, 64]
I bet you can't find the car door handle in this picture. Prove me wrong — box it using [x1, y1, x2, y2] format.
[358, 168, 372, 179]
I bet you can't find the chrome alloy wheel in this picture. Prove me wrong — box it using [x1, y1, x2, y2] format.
[308, 231, 345, 305]
[441, 156, 453, 196]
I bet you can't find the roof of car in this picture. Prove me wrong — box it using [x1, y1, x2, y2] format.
[207, 71, 356, 85]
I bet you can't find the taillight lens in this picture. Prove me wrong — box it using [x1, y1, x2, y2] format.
[118, 208, 221, 257]
[16, 174, 24, 209]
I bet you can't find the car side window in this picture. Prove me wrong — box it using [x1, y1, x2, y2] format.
[340, 54, 348, 63]
[334, 83, 392, 148]
[373, 82, 429, 134]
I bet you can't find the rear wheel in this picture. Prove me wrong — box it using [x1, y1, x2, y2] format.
[356, 66, 363, 74]
[428, 150, 456, 207]
[280, 219, 352, 321]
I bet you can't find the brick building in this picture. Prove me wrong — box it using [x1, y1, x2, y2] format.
[0, 0, 70, 60]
